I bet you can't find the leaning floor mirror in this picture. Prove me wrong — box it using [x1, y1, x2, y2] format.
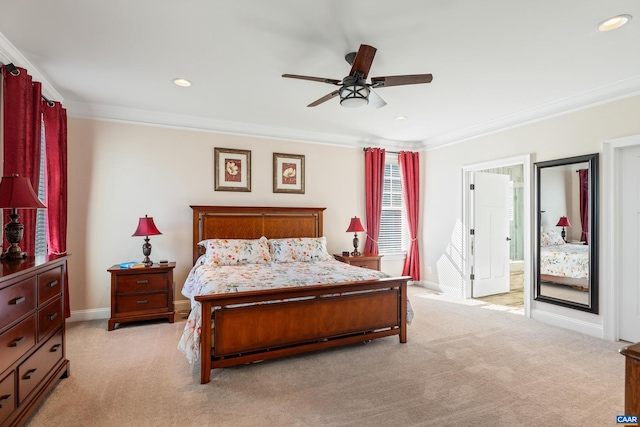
[534, 153, 598, 313]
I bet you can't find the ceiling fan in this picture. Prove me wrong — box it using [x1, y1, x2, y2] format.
[282, 44, 433, 109]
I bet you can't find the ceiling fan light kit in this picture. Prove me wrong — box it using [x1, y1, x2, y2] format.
[282, 44, 432, 109]
[339, 77, 370, 108]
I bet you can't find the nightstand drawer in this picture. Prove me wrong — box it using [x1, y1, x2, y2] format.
[0, 277, 36, 329]
[18, 329, 63, 404]
[0, 315, 36, 373]
[116, 293, 168, 314]
[350, 259, 379, 270]
[116, 272, 168, 294]
[37, 265, 63, 305]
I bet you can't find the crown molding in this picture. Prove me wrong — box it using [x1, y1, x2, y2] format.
[424, 74, 640, 150]
[64, 100, 424, 152]
[0, 32, 64, 102]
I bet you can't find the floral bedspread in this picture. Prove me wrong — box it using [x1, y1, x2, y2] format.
[178, 259, 404, 364]
[540, 244, 589, 281]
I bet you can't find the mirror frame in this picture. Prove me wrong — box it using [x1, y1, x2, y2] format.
[534, 153, 599, 313]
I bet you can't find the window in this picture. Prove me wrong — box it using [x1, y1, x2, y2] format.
[35, 122, 47, 256]
[378, 159, 408, 254]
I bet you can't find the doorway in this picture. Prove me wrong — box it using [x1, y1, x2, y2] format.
[462, 155, 532, 317]
[604, 134, 640, 342]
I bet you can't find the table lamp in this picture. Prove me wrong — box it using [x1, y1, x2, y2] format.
[346, 216, 365, 256]
[132, 215, 162, 266]
[0, 173, 46, 260]
[556, 216, 571, 242]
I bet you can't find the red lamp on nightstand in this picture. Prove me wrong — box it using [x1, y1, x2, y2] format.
[132, 215, 162, 267]
[346, 216, 366, 256]
[556, 216, 571, 242]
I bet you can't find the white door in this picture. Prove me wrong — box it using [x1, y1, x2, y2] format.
[472, 172, 510, 297]
[620, 145, 640, 342]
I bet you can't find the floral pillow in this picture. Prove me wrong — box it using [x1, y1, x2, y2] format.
[269, 236, 333, 263]
[540, 230, 566, 247]
[198, 236, 271, 266]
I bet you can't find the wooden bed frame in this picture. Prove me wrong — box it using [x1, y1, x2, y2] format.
[190, 205, 410, 384]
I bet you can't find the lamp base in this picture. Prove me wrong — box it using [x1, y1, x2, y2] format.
[351, 233, 361, 257]
[1, 246, 27, 260]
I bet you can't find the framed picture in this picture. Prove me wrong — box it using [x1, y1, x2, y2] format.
[214, 147, 251, 192]
[273, 153, 305, 194]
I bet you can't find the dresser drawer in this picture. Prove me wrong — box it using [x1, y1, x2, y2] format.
[18, 329, 63, 404]
[38, 265, 63, 306]
[0, 315, 36, 373]
[116, 292, 168, 314]
[0, 277, 36, 329]
[116, 272, 168, 294]
[0, 371, 16, 426]
[38, 297, 63, 342]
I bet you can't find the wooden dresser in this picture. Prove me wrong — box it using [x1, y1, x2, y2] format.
[333, 253, 383, 271]
[0, 255, 70, 427]
[107, 263, 175, 331]
[620, 342, 640, 416]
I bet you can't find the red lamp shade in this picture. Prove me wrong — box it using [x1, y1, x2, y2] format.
[346, 216, 365, 233]
[132, 215, 162, 237]
[556, 216, 571, 227]
[0, 173, 45, 209]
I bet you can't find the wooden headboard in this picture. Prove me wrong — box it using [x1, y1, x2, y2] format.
[191, 206, 326, 264]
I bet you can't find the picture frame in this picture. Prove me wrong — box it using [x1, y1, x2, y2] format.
[214, 147, 251, 192]
[273, 153, 305, 194]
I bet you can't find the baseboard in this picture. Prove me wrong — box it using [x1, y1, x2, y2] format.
[531, 309, 604, 338]
[68, 301, 192, 323]
[69, 308, 110, 322]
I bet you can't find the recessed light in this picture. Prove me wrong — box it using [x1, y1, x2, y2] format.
[394, 116, 408, 121]
[173, 78, 192, 87]
[598, 14, 632, 32]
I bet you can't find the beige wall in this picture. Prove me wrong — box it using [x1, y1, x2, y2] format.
[66, 118, 405, 317]
[421, 94, 640, 334]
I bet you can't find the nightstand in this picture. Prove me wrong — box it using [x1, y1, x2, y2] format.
[107, 262, 175, 331]
[333, 254, 383, 271]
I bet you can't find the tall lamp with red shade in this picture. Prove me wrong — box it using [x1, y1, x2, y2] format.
[556, 216, 571, 242]
[346, 216, 366, 256]
[0, 173, 46, 260]
[132, 215, 162, 267]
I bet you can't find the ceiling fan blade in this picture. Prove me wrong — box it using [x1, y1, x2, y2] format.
[308, 90, 339, 107]
[282, 74, 341, 85]
[349, 44, 377, 79]
[371, 74, 433, 87]
[368, 89, 387, 109]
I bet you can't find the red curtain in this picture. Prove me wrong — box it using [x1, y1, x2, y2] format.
[578, 169, 589, 244]
[364, 148, 385, 254]
[2, 66, 43, 256]
[43, 100, 70, 318]
[399, 151, 420, 280]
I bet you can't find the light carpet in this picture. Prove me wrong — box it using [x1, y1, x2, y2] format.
[25, 286, 625, 427]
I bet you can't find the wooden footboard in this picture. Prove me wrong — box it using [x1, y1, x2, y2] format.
[195, 277, 409, 384]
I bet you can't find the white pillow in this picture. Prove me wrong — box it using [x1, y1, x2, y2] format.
[541, 231, 565, 246]
[198, 236, 271, 266]
[269, 236, 333, 263]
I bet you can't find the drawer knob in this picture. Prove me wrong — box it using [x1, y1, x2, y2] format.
[137, 299, 148, 304]
[50, 343, 61, 352]
[9, 336, 26, 347]
[359, 265, 369, 268]
[46, 280, 59, 288]
[23, 368, 37, 380]
[136, 280, 149, 284]
[9, 296, 26, 305]
[0, 393, 12, 408]
[47, 312, 59, 321]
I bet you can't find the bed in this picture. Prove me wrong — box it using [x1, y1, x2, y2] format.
[539, 230, 589, 290]
[179, 205, 411, 384]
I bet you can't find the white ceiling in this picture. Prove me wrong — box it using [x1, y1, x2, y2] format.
[1, 0, 639, 150]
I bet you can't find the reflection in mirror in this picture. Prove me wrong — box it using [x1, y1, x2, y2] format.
[534, 153, 598, 313]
